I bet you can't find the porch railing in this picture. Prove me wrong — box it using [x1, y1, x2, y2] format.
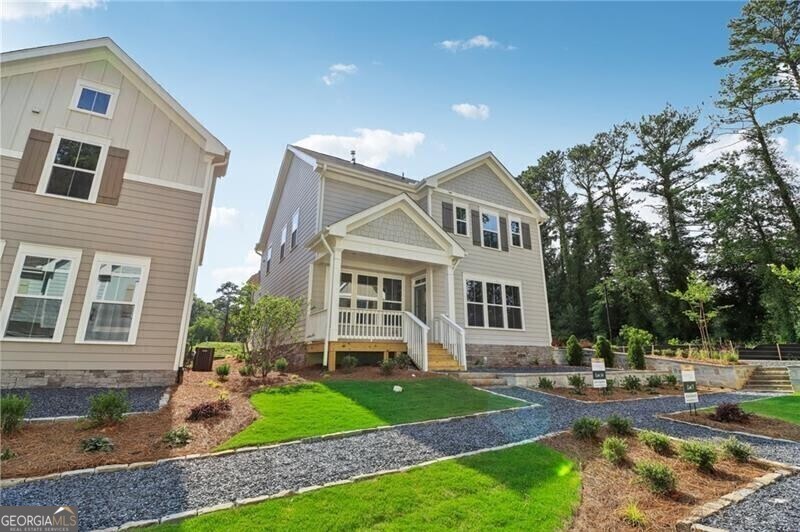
[433, 314, 467, 370]
[337, 309, 404, 340]
[403, 311, 429, 371]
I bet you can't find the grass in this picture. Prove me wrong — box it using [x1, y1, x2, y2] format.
[150, 443, 580, 531]
[196, 342, 243, 360]
[740, 394, 799, 425]
[217, 378, 523, 450]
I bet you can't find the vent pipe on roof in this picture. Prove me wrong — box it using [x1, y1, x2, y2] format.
[350, 150, 356, 164]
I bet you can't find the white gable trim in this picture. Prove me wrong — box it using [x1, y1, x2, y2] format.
[256, 148, 299, 252]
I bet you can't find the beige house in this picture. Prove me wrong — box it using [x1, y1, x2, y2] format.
[0, 38, 229, 388]
[255, 146, 551, 371]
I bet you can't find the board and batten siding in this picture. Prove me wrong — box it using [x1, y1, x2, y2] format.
[430, 188, 550, 346]
[1, 58, 207, 188]
[0, 156, 201, 370]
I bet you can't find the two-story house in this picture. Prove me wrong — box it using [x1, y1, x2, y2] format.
[0, 38, 229, 388]
[255, 145, 551, 371]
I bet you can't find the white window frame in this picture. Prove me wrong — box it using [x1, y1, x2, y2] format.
[382, 276, 404, 311]
[453, 202, 470, 237]
[280, 225, 287, 259]
[338, 269, 404, 311]
[0, 240, 5, 259]
[479, 208, 501, 250]
[291, 208, 300, 249]
[70, 79, 119, 119]
[76, 252, 151, 345]
[0, 243, 83, 343]
[265, 246, 272, 274]
[462, 274, 525, 331]
[509, 216, 523, 248]
[37, 128, 111, 204]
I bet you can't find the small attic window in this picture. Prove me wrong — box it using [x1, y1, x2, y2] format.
[71, 79, 119, 118]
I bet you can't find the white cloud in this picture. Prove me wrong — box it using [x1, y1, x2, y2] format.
[1, 0, 103, 21]
[693, 132, 747, 168]
[451, 103, 490, 120]
[209, 206, 239, 229]
[437, 35, 514, 52]
[295, 128, 425, 168]
[211, 250, 260, 285]
[322, 63, 358, 86]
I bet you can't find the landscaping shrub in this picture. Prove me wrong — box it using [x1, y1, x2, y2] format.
[710, 402, 750, 423]
[215, 363, 230, 381]
[603, 378, 615, 395]
[88, 390, 129, 425]
[394, 353, 413, 370]
[638, 430, 671, 454]
[620, 325, 653, 370]
[1, 394, 31, 434]
[340, 355, 359, 373]
[662, 348, 676, 357]
[722, 437, 753, 463]
[622, 375, 641, 392]
[537, 377, 554, 390]
[238, 364, 255, 377]
[1, 448, 16, 461]
[594, 335, 614, 368]
[566, 335, 583, 366]
[664, 373, 678, 387]
[186, 398, 231, 421]
[572, 417, 601, 439]
[606, 414, 633, 435]
[163, 426, 192, 447]
[567, 374, 586, 394]
[646, 375, 663, 389]
[81, 436, 114, 453]
[379, 359, 396, 376]
[601, 436, 628, 464]
[635, 461, 677, 494]
[723, 351, 739, 363]
[679, 441, 718, 471]
[274, 357, 289, 373]
[620, 501, 647, 527]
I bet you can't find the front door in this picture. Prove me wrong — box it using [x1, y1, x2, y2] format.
[413, 276, 427, 324]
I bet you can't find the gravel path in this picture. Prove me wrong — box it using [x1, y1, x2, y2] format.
[0, 387, 167, 418]
[702, 474, 800, 532]
[1, 387, 796, 531]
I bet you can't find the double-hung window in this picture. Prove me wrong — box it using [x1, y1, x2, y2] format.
[464, 276, 524, 330]
[39, 129, 109, 202]
[265, 246, 272, 274]
[291, 209, 299, 249]
[465, 280, 484, 327]
[77, 253, 151, 344]
[481, 210, 500, 249]
[280, 225, 287, 260]
[71, 79, 118, 118]
[382, 278, 403, 311]
[356, 275, 379, 310]
[0, 244, 82, 342]
[339, 273, 353, 308]
[509, 216, 523, 248]
[454, 203, 469, 236]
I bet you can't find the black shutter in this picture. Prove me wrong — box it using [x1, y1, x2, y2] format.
[441, 202, 454, 232]
[522, 222, 532, 250]
[471, 210, 481, 246]
[499, 217, 509, 251]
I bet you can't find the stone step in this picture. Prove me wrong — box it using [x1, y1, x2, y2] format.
[454, 372, 497, 379]
[748, 378, 791, 384]
[745, 387, 794, 393]
[460, 378, 508, 386]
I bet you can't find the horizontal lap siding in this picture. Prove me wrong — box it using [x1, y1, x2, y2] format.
[321, 177, 394, 226]
[0, 156, 201, 370]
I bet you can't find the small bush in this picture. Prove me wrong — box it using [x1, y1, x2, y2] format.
[81, 436, 114, 453]
[603, 378, 615, 395]
[238, 364, 255, 377]
[664, 373, 678, 387]
[186, 399, 231, 421]
[215, 363, 230, 381]
[394, 353, 413, 370]
[638, 430, 671, 454]
[163, 426, 192, 448]
[627, 338, 646, 370]
[662, 348, 676, 358]
[274, 357, 289, 373]
[679, 349, 689, 359]
[537, 377, 554, 390]
[1, 448, 16, 461]
[634, 461, 677, 494]
[1, 394, 31, 434]
[567, 374, 586, 394]
[620, 501, 647, 527]
[646, 375, 663, 389]
[602, 436, 628, 464]
[622, 375, 641, 392]
[340, 355, 359, 373]
[379, 359, 396, 376]
[606, 414, 633, 436]
[595, 335, 614, 368]
[710, 402, 750, 423]
[722, 437, 754, 463]
[572, 417, 602, 439]
[723, 351, 739, 363]
[679, 441, 718, 471]
[566, 335, 583, 366]
[88, 390, 129, 426]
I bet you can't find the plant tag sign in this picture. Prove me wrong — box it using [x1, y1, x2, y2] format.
[682, 367, 698, 404]
[591, 358, 606, 388]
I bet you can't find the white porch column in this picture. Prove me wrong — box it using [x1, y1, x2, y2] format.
[446, 263, 455, 319]
[327, 247, 342, 342]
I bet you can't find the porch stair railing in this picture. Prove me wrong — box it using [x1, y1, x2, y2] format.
[403, 311, 429, 371]
[433, 314, 467, 370]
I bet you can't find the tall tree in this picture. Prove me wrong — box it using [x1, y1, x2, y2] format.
[213, 281, 241, 342]
[568, 143, 608, 278]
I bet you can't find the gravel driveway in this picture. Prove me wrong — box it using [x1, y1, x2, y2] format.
[0, 387, 167, 418]
[1, 388, 796, 531]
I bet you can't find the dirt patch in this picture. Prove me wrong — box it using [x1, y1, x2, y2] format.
[540, 386, 718, 402]
[0, 358, 304, 479]
[541, 429, 774, 531]
[297, 364, 437, 382]
[665, 411, 800, 442]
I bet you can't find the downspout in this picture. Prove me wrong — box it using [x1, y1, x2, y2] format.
[320, 232, 335, 367]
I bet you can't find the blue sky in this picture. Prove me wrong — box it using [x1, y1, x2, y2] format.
[5, 0, 795, 301]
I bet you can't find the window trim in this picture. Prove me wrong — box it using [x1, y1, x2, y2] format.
[453, 202, 470, 237]
[479, 208, 501, 251]
[70, 79, 119, 119]
[291, 208, 299, 250]
[338, 269, 404, 311]
[36, 128, 111, 204]
[280, 225, 287, 260]
[265, 246, 272, 274]
[0, 243, 83, 343]
[76, 252, 151, 345]
[509, 215, 523, 248]
[462, 273, 525, 331]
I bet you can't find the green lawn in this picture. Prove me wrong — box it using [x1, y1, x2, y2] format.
[217, 378, 524, 450]
[150, 443, 580, 531]
[195, 342, 243, 359]
[741, 394, 799, 425]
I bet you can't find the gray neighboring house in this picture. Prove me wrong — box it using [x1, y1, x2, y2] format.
[255, 145, 551, 371]
[0, 38, 229, 388]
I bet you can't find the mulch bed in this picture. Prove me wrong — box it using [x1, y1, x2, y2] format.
[297, 365, 437, 382]
[541, 428, 774, 531]
[542, 386, 702, 402]
[0, 359, 303, 479]
[665, 411, 800, 442]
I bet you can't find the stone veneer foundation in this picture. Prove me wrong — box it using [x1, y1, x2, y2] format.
[1, 369, 176, 389]
[466, 344, 553, 368]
